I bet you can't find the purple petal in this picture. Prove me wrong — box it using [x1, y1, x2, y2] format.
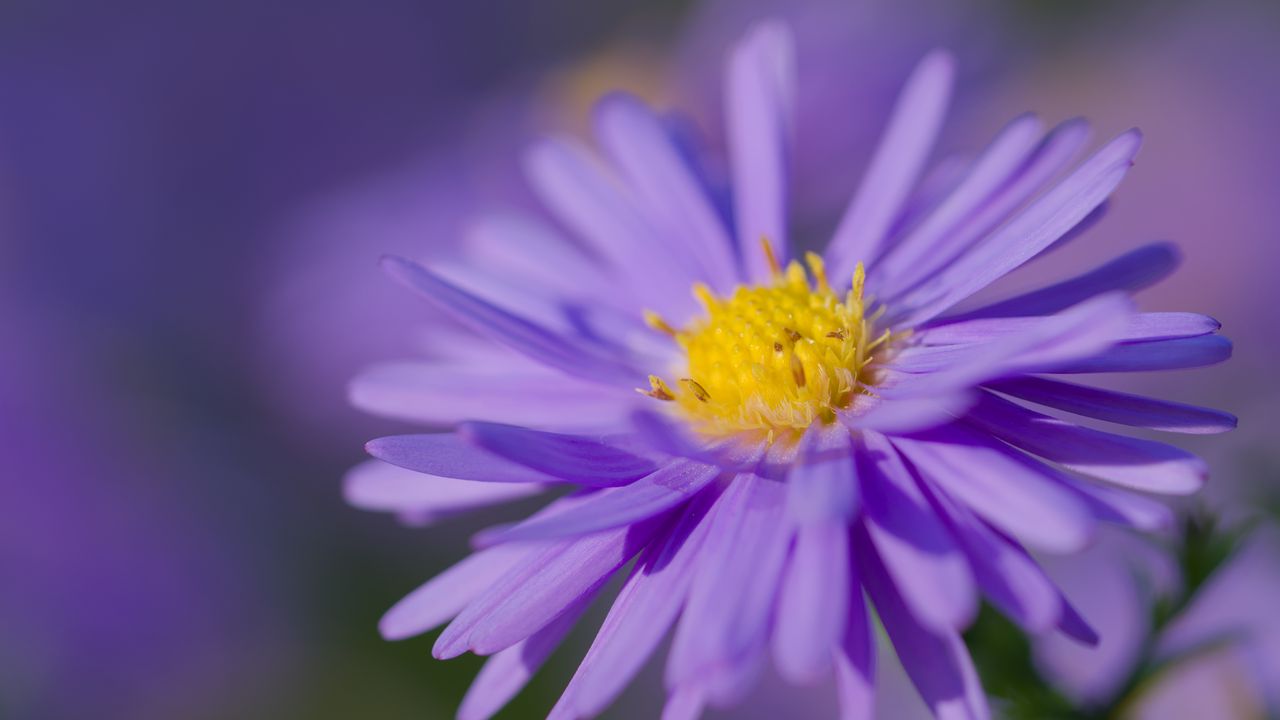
[895, 130, 1143, 325]
[477, 459, 721, 544]
[465, 212, 614, 301]
[431, 260, 586, 335]
[434, 515, 668, 658]
[786, 424, 857, 524]
[594, 93, 739, 291]
[381, 255, 642, 385]
[826, 50, 955, 280]
[667, 471, 790, 687]
[458, 422, 658, 486]
[522, 136, 702, 321]
[963, 391, 1207, 494]
[773, 521, 849, 683]
[365, 433, 561, 484]
[833, 569, 875, 720]
[379, 543, 529, 641]
[986, 376, 1237, 434]
[916, 312, 1218, 346]
[1033, 537, 1157, 703]
[1057, 475, 1173, 531]
[870, 113, 1049, 295]
[344, 459, 542, 520]
[661, 687, 706, 720]
[628, 408, 730, 465]
[857, 526, 991, 720]
[726, 20, 796, 280]
[552, 492, 717, 719]
[702, 639, 769, 709]
[457, 591, 596, 720]
[876, 118, 1093, 301]
[884, 293, 1134, 392]
[891, 424, 1095, 552]
[1056, 593, 1101, 647]
[1052, 334, 1233, 373]
[859, 432, 978, 631]
[350, 361, 633, 430]
[840, 391, 977, 434]
[939, 242, 1181, 323]
[926, 485, 1063, 634]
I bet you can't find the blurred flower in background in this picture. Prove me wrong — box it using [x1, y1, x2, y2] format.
[0, 0, 1277, 718]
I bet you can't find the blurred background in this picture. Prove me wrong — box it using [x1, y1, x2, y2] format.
[1, 0, 1277, 718]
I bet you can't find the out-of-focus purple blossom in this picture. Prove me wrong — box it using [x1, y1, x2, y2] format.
[1036, 525, 1280, 718]
[1033, 529, 1178, 704]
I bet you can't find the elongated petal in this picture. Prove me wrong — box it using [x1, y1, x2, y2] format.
[777, 422, 858, 682]
[595, 93, 738, 290]
[1052, 334, 1232, 373]
[350, 361, 632, 430]
[344, 459, 542, 521]
[840, 391, 976, 434]
[551, 492, 717, 719]
[826, 51, 955, 279]
[986, 376, 1237, 434]
[895, 130, 1142, 325]
[458, 422, 657, 485]
[365, 433, 561, 484]
[916, 312, 1218, 346]
[891, 424, 1095, 552]
[661, 687, 706, 720]
[382, 255, 642, 385]
[523, 136, 701, 320]
[478, 459, 721, 544]
[942, 242, 1181, 322]
[885, 293, 1134, 392]
[1058, 474, 1173, 531]
[727, 20, 796, 280]
[860, 432, 977, 631]
[878, 118, 1092, 301]
[703, 639, 769, 708]
[963, 391, 1207, 494]
[926, 485, 1063, 634]
[379, 543, 529, 641]
[871, 114, 1061, 296]
[458, 591, 595, 720]
[667, 472, 790, 686]
[834, 566, 875, 720]
[774, 521, 849, 683]
[435, 515, 668, 658]
[465, 212, 613, 300]
[786, 424, 857, 523]
[857, 526, 991, 720]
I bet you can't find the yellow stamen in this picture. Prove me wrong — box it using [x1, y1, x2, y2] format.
[680, 378, 711, 403]
[804, 252, 830, 293]
[637, 375, 675, 401]
[644, 310, 677, 337]
[692, 282, 718, 312]
[760, 237, 782, 277]
[642, 250, 892, 438]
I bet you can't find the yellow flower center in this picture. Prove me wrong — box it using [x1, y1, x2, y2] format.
[641, 247, 890, 440]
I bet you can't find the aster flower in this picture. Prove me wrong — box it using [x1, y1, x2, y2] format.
[347, 20, 1234, 720]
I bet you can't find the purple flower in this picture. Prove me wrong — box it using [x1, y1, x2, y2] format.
[348, 20, 1234, 719]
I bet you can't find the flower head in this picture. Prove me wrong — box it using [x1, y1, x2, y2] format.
[348, 20, 1234, 720]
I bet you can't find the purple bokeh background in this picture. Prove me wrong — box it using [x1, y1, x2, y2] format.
[1, 0, 1276, 717]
